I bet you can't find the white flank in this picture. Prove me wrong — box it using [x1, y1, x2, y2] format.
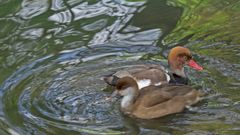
[154, 82, 162, 86]
[137, 79, 151, 89]
[165, 73, 171, 82]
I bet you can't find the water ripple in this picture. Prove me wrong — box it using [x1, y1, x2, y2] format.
[1, 43, 160, 134]
[1, 0, 240, 134]
[17, 0, 49, 19]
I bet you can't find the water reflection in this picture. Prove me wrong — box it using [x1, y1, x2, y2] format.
[82, 19, 108, 31]
[17, 0, 49, 19]
[21, 28, 44, 39]
[51, 0, 66, 11]
[49, 0, 144, 23]
[49, 0, 146, 46]
[0, 0, 240, 134]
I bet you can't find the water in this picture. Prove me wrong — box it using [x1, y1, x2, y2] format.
[0, 0, 240, 134]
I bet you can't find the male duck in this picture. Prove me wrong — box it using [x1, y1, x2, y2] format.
[114, 77, 203, 119]
[103, 46, 203, 89]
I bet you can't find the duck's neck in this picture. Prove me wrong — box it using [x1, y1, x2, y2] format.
[168, 65, 190, 85]
[169, 61, 186, 78]
[121, 87, 138, 112]
[172, 68, 186, 78]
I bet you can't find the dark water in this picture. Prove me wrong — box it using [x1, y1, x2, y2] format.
[0, 0, 240, 134]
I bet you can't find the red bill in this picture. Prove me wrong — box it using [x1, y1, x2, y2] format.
[187, 59, 203, 71]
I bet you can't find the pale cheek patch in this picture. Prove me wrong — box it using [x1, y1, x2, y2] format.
[137, 79, 151, 89]
[120, 87, 135, 108]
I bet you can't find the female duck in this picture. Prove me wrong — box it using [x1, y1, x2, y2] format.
[114, 77, 203, 119]
[103, 46, 203, 89]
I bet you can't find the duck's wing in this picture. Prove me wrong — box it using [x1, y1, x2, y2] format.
[133, 68, 167, 83]
[128, 64, 169, 85]
[103, 64, 168, 86]
[137, 85, 199, 107]
[133, 85, 203, 119]
[135, 96, 187, 119]
[125, 64, 165, 74]
[137, 86, 174, 107]
[161, 85, 195, 96]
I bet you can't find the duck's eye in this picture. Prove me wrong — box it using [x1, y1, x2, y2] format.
[116, 85, 122, 90]
[117, 84, 127, 90]
[177, 55, 188, 62]
[186, 55, 192, 61]
[178, 53, 192, 61]
[183, 56, 188, 61]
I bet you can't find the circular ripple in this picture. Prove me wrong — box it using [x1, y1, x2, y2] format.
[2, 57, 120, 133]
[1, 46, 160, 134]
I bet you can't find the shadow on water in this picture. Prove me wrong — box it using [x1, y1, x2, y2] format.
[0, 0, 240, 134]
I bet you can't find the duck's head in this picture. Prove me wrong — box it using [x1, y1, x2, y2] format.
[168, 46, 203, 77]
[115, 77, 139, 96]
[114, 77, 139, 110]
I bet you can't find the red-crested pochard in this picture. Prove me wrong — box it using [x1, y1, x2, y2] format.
[103, 46, 203, 89]
[114, 77, 203, 119]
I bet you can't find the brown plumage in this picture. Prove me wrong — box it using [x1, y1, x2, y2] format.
[103, 46, 203, 87]
[115, 77, 203, 119]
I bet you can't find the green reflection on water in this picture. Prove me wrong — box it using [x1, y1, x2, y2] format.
[165, 0, 240, 44]
[0, 0, 240, 134]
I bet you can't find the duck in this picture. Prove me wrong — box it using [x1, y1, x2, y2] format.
[113, 76, 203, 119]
[103, 46, 203, 89]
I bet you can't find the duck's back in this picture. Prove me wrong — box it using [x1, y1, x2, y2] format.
[103, 64, 170, 88]
[132, 85, 201, 119]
